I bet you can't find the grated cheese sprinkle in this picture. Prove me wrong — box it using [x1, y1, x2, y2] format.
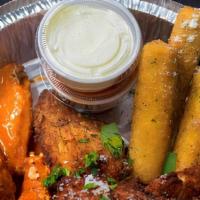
[181, 18, 199, 29]
[187, 35, 196, 43]
[172, 36, 182, 42]
[28, 166, 40, 180]
[84, 174, 110, 196]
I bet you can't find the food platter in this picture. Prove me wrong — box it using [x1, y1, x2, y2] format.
[0, 0, 182, 141]
[4, 0, 200, 199]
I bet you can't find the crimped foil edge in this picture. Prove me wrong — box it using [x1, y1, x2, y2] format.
[0, 0, 181, 30]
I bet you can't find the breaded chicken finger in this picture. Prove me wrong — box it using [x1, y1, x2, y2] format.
[169, 7, 200, 108]
[174, 67, 200, 171]
[130, 40, 178, 183]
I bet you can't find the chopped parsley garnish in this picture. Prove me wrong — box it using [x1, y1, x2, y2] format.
[84, 151, 99, 168]
[74, 152, 100, 179]
[100, 123, 124, 158]
[163, 152, 177, 174]
[107, 177, 117, 190]
[43, 165, 70, 187]
[79, 138, 90, 143]
[100, 195, 110, 200]
[83, 182, 98, 190]
[74, 168, 85, 178]
[91, 167, 98, 176]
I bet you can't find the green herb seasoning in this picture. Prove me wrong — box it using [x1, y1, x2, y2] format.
[100, 195, 111, 200]
[43, 165, 70, 187]
[79, 138, 90, 143]
[84, 151, 99, 168]
[91, 167, 98, 176]
[107, 177, 117, 190]
[74, 168, 85, 178]
[101, 123, 124, 158]
[163, 152, 177, 174]
[83, 182, 98, 190]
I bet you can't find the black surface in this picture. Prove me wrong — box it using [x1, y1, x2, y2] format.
[0, 0, 10, 5]
[0, 0, 200, 7]
[175, 0, 200, 7]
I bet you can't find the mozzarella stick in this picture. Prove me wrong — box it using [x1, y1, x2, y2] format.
[129, 40, 178, 183]
[169, 7, 200, 105]
[174, 67, 200, 171]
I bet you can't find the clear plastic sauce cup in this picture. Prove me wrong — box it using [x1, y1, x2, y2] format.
[36, 0, 142, 112]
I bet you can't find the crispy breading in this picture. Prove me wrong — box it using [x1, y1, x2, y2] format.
[0, 64, 32, 173]
[112, 178, 148, 200]
[129, 40, 178, 183]
[174, 68, 200, 171]
[55, 175, 111, 200]
[33, 90, 126, 179]
[146, 166, 200, 200]
[169, 7, 200, 110]
[113, 166, 200, 200]
[19, 153, 50, 200]
[145, 173, 182, 199]
[168, 7, 200, 148]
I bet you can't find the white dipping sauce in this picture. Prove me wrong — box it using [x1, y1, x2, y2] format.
[46, 5, 134, 79]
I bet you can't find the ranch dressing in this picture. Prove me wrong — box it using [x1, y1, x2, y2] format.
[46, 4, 134, 79]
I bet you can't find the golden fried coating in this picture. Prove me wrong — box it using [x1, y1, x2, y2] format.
[33, 90, 126, 179]
[19, 153, 50, 200]
[169, 6, 200, 113]
[0, 64, 32, 173]
[129, 40, 178, 183]
[174, 68, 200, 171]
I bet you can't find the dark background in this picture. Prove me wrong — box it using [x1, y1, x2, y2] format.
[0, 0, 200, 7]
[176, 0, 200, 7]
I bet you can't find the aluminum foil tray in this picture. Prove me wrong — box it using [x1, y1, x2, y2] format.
[0, 0, 182, 140]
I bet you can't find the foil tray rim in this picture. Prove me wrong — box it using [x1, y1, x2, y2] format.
[0, 0, 182, 30]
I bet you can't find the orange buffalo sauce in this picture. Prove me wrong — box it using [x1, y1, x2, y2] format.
[19, 153, 50, 200]
[0, 64, 32, 173]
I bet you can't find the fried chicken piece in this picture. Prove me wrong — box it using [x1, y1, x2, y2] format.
[33, 90, 127, 179]
[19, 153, 50, 200]
[145, 173, 182, 199]
[0, 64, 32, 173]
[55, 174, 111, 200]
[0, 163, 16, 200]
[112, 177, 149, 200]
[54, 166, 200, 200]
[146, 166, 200, 200]
[113, 166, 200, 200]
[0, 150, 16, 200]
